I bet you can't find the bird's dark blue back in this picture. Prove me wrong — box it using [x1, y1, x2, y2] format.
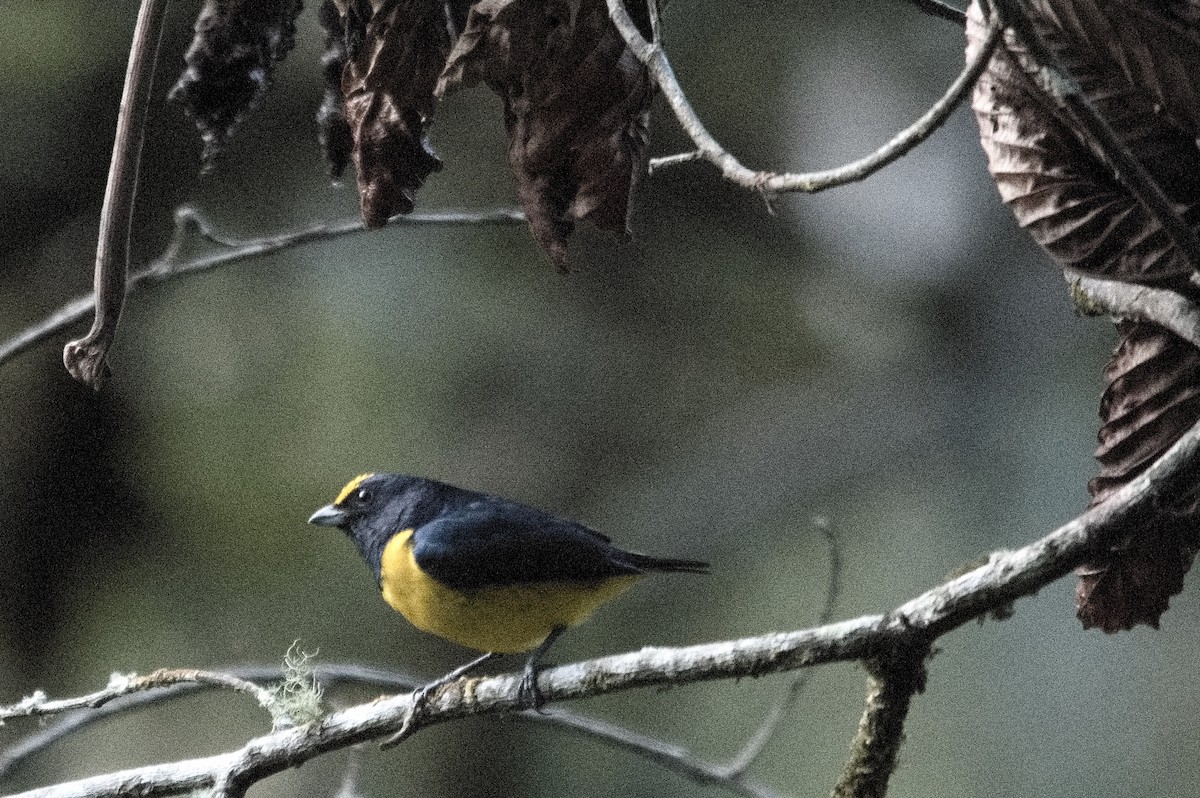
[411, 492, 641, 591]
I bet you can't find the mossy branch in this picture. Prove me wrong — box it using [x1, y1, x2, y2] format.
[831, 646, 931, 798]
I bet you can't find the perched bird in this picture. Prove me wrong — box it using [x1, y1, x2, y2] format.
[309, 472, 709, 708]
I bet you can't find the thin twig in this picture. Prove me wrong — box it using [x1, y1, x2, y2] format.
[648, 0, 662, 44]
[0, 206, 526, 369]
[984, 0, 1200, 275]
[0, 669, 276, 723]
[648, 150, 703, 174]
[535, 710, 786, 798]
[332, 745, 365, 798]
[722, 518, 841, 776]
[62, 0, 169, 391]
[607, 0, 1001, 194]
[903, 0, 967, 26]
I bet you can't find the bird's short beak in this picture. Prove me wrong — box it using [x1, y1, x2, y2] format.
[308, 504, 349, 528]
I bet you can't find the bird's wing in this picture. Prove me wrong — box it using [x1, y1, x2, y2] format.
[410, 501, 639, 592]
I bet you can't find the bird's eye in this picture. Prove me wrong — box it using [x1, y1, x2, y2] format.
[354, 487, 372, 504]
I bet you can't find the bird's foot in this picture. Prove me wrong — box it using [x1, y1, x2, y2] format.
[380, 682, 436, 749]
[516, 625, 565, 713]
[381, 652, 500, 748]
[517, 658, 550, 714]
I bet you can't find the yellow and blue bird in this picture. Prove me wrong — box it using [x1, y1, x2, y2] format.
[309, 472, 709, 707]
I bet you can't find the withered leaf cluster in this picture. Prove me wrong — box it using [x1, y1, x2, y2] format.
[175, 0, 655, 268]
[326, 0, 457, 226]
[437, 0, 654, 267]
[171, 0, 305, 167]
[967, 0, 1200, 631]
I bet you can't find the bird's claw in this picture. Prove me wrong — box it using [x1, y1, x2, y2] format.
[381, 682, 436, 749]
[518, 664, 550, 713]
[380, 651, 500, 749]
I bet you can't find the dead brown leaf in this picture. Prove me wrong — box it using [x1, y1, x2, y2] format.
[967, 0, 1200, 631]
[438, 0, 654, 268]
[317, 0, 354, 179]
[171, 0, 304, 167]
[339, 0, 456, 226]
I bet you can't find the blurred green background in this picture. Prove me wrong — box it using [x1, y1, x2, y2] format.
[2, 1, 1198, 797]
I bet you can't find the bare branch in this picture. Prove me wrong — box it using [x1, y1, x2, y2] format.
[607, 1, 1000, 194]
[0, 206, 526, 370]
[0, 665, 420, 780]
[648, 150, 703, 174]
[0, 669, 276, 723]
[62, 0, 169, 390]
[648, 0, 662, 44]
[1066, 270, 1200, 350]
[536, 709, 787, 798]
[0, 296, 97, 370]
[1, 664, 781, 798]
[722, 518, 842, 777]
[332, 746, 365, 798]
[903, 0, 967, 26]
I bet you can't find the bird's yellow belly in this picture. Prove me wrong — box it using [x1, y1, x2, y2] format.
[379, 530, 642, 653]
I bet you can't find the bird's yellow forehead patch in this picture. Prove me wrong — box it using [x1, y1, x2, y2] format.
[334, 473, 375, 506]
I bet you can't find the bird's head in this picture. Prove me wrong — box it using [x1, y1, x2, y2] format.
[309, 472, 442, 579]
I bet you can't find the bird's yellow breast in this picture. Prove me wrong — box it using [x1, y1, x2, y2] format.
[379, 529, 642, 653]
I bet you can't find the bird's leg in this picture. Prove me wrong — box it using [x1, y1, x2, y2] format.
[429, 650, 502, 691]
[518, 625, 566, 713]
[381, 651, 500, 748]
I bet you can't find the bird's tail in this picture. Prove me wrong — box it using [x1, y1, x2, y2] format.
[615, 551, 710, 574]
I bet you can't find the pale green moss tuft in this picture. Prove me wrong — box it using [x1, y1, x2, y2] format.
[265, 641, 325, 729]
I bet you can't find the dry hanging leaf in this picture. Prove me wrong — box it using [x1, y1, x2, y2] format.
[317, 0, 354, 179]
[338, 0, 458, 226]
[1079, 320, 1200, 629]
[438, 0, 654, 268]
[171, 0, 304, 166]
[968, 0, 1200, 285]
[966, 0, 1200, 630]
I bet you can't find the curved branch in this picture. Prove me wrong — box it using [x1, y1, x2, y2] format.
[539, 709, 786, 798]
[0, 206, 526, 370]
[721, 518, 841, 776]
[62, 0, 169, 390]
[609, 1, 1001, 195]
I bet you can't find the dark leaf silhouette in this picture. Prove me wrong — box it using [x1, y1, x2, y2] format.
[317, 0, 354, 180]
[1079, 320, 1200, 630]
[438, 0, 654, 268]
[967, 0, 1200, 630]
[338, 0, 455, 227]
[171, 0, 304, 167]
[186, 0, 654, 261]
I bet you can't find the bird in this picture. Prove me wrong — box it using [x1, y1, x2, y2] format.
[308, 472, 709, 711]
